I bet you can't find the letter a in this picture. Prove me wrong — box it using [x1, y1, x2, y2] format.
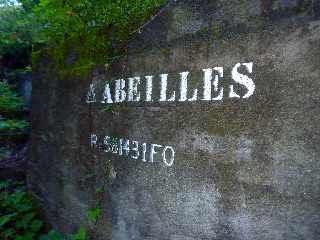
[101, 82, 113, 104]
[86, 84, 96, 103]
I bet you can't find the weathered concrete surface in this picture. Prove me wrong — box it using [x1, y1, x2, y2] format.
[29, 1, 320, 239]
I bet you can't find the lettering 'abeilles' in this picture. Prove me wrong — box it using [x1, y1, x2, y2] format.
[86, 62, 255, 104]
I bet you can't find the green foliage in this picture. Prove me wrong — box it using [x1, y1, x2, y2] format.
[0, 3, 33, 61]
[87, 207, 102, 223]
[0, 180, 89, 240]
[101, 105, 113, 113]
[0, 81, 25, 113]
[0, 81, 28, 133]
[0, 0, 166, 75]
[72, 227, 87, 240]
[95, 187, 104, 194]
[0, 119, 29, 131]
[27, 0, 166, 77]
[30, 0, 166, 44]
[0, 180, 44, 239]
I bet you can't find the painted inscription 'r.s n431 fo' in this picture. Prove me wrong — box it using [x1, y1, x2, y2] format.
[86, 62, 255, 104]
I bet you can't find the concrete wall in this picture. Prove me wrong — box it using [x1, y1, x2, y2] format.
[29, 1, 320, 239]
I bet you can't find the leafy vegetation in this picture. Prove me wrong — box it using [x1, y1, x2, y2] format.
[0, 81, 28, 133]
[0, 2, 33, 68]
[0, 119, 29, 131]
[28, 0, 167, 77]
[0, 180, 87, 240]
[0, 0, 167, 72]
[0, 81, 25, 113]
[0, 180, 44, 239]
[30, 0, 166, 44]
[87, 208, 102, 223]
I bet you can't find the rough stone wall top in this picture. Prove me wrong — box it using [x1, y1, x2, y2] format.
[29, 1, 320, 239]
